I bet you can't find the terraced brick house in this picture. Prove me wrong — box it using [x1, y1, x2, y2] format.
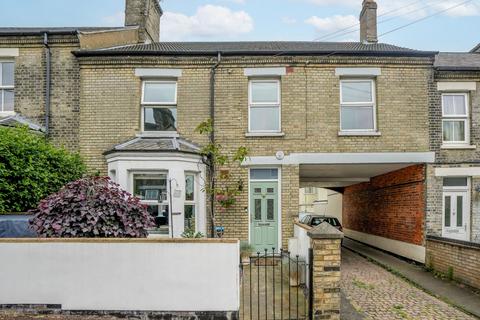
[1, 0, 479, 287]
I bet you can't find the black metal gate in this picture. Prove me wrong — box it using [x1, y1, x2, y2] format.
[240, 248, 312, 320]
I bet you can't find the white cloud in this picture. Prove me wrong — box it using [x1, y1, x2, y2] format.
[219, 0, 246, 3]
[305, 14, 358, 40]
[282, 17, 297, 24]
[101, 11, 124, 26]
[160, 5, 253, 41]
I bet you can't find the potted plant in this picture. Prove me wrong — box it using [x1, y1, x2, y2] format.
[240, 240, 254, 265]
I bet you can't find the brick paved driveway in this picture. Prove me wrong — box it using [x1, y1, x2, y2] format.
[341, 248, 476, 320]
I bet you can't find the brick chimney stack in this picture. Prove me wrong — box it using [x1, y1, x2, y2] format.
[125, 0, 162, 43]
[359, 0, 378, 44]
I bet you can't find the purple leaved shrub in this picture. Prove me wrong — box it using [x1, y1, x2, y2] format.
[29, 176, 155, 238]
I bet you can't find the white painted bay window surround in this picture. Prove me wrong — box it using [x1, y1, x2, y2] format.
[141, 80, 177, 133]
[339, 79, 377, 134]
[248, 79, 281, 134]
[0, 61, 14, 114]
[441, 93, 472, 148]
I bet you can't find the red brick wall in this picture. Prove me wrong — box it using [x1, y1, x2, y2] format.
[342, 165, 425, 246]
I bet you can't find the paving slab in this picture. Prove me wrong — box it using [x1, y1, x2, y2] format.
[343, 237, 480, 318]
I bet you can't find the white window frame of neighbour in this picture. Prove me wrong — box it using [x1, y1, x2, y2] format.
[141, 80, 178, 133]
[248, 79, 281, 133]
[339, 79, 376, 132]
[441, 93, 469, 146]
[184, 172, 197, 232]
[0, 61, 15, 114]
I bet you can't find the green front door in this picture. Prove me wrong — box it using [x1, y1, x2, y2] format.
[250, 181, 279, 252]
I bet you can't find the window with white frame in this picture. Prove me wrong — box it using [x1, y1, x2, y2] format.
[248, 79, 281, 132]
[141, 80, 177, 132]
[304, 187, 316, 194]
[0, 61, 14, 113]
[442, 93, 469, 145]
[184, 173, 196, 231]
[340, 79, 376, 131]
[133, 173, 169, 234]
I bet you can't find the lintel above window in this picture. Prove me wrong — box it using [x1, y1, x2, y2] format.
[244, 67, 286, 77]
[335, 68, 381, 77]
[135, 68, 182, 78]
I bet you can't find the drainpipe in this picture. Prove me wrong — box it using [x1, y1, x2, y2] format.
[209, 52, 221, 237]
[43, 32, 51, 136]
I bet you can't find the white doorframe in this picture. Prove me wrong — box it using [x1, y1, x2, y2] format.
[248, 167, 282, 251]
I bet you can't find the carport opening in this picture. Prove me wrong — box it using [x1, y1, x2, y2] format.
[299, 187, 343, 223]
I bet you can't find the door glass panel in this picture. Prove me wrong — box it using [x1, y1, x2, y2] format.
[456, 195, 463, 227]
[254, 199, 262, 220]
[254, 188, 261, 193]
[444, 196, 451, 227]
[250, 169, 278, 180]
[443, 177, 468, 187]
[267, 188, 274, 193]
[267, 199, 274, 220]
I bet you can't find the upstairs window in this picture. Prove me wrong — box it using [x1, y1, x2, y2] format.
[142, 81, 177, 132]
[248, 79, 281, 133]
[442, 93, 469, 145]
[340, 79, 376, 131]
[0, 62, 14, 113]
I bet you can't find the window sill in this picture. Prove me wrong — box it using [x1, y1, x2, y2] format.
[338, 131, 381, 137]
[0, 111, 15, 117]
[136, 132, 179, 138]
[441, 144, 476, 150]
[245, 132, 285, 137]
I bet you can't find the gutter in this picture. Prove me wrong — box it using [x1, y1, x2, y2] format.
[43, 32, 51, 136]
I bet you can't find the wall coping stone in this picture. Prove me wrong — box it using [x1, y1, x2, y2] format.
[427, 235, 480, 251]
[308, 222, 344, 239]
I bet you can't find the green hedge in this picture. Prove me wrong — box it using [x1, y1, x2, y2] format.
[0, 126, 86, 213]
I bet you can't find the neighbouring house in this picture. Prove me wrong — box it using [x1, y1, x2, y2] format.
[424, 50, 480, 288]
[1, 0, 479, 287]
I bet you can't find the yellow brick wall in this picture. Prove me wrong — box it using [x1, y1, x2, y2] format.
[78, 56, 432, 241]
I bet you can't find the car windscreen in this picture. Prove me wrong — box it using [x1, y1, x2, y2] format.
[311, 217, 340, 227]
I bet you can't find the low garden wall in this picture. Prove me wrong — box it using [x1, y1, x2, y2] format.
[0, 238, 240, 315]
[426, 236, 480, 289]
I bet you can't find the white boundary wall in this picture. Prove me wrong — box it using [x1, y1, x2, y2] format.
[289, 222, 312, 262]
[0, 239, 239, 311]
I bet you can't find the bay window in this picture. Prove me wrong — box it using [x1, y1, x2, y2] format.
[142, 81, 177, 132]
[442, 93, 469, 145]
[133, 173, 169, 234]
[340, 79, 376, 131]
[248, 79, 281, 133]
[0, 61, 14, 113]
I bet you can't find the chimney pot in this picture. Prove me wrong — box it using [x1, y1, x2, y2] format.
[359, 0, 378, 44]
